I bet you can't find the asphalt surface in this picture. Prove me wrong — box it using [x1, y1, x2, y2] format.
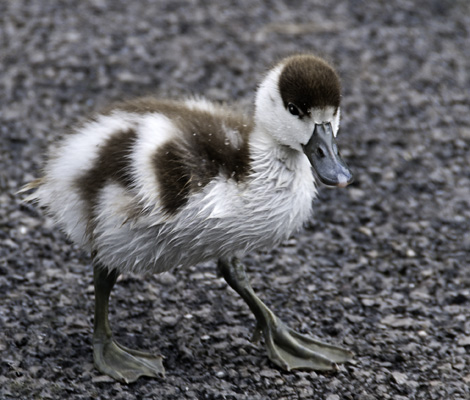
[1, 0, 469, 399]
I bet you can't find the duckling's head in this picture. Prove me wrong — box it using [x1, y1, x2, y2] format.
[255, 54, 353, 187]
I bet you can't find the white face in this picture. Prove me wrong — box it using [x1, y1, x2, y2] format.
[254, 65, 340, 151]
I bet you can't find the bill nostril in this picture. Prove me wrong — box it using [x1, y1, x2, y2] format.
[317, 147, 326, 158]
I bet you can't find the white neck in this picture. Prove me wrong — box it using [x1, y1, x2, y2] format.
[250, 124, 305, 173]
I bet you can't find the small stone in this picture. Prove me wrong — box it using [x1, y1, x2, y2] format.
[92, 375, 115, 383]
[380, 315, 415, 328]
[453, 363, 465, 371]
[457, 336, 470, 346]
[259, 369, 279, 378]
[391, 371, 408, 385]
[349, 188, 365, 201]
[406, 248, 416, 258]
[358, 226, 373, 237]
[326, 395, 340, 400]
[361, 298, 375, 307]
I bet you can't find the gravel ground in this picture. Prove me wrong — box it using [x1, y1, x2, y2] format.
[1, 0, 469, 399]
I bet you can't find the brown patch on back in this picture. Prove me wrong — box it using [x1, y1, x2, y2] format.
[138, 101, 253, 215]
[278, 55, 341, 115]
[76, 129, 137, 232]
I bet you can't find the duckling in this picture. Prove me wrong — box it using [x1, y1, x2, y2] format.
[25, 54, 354, 383]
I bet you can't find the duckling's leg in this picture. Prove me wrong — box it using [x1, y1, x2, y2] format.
[218, 258, 353, 371]
[93, 263, 164, 383]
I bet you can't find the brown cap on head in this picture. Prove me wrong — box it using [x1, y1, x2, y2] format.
[278, 55, 341, 115]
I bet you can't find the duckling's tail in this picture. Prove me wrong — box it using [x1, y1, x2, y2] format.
[17, 177, 45, 202]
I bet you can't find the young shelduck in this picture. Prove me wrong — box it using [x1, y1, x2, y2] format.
[25, 54, 354, 383]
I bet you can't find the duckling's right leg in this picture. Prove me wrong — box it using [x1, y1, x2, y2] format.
[218, 258, 352, 371]
[93, 263, 164, 383]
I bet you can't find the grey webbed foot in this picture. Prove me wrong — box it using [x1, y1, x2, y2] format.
[94, 337, 164, 383]
[258, 316, 352, 371]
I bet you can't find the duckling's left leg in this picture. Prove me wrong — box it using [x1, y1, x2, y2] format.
[218, 258, 353, 371]
[93, 263, 165, 383]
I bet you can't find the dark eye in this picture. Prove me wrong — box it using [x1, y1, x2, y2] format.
[288, 103, 300, 116]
